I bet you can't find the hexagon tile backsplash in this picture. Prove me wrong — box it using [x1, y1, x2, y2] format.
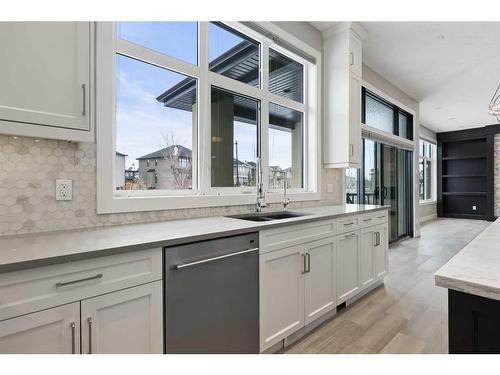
[0, 134, 343, 236]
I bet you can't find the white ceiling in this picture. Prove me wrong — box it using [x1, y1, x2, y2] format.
[310, 22, 500, 133]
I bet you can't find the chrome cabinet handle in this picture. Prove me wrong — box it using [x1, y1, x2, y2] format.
[70, 322, 76, 354]
[373, 233, 377, 247]
[87, 317, 93, 354]
[56, 273, 103, 287]
[364, 218, 373, 222]
[350, 143, 354, 156]
[377, 215, 386, 219]
[350, 52, 354, 66]
[375, 232, 381, 246]
[306, 253, 311, 273]
[344, 232, 356, 238]
[81, 84, 86, 116]
[343, 222, 355, 226]
[176, 248, 259, 270]
[301, 254, 307, 274]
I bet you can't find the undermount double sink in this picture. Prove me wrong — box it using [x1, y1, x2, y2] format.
[228, 211, 310, 222]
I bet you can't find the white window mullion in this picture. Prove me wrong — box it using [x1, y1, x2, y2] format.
[261, 43, 270, 193]
[116, 39, 200, 78]
[198, 22, 210, 196]
[267, 92, 306, 113]
[208, 71, 262, 100]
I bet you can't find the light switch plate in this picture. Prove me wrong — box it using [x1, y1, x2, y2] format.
[55, 179, 72, 201]
[472, 205, 477, 211]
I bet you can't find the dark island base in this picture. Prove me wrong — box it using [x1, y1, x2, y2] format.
[449, 289, 500, 353]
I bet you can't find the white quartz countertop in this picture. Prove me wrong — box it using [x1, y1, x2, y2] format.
[435, 218, 500, 300]
[0, 204, 388, 273]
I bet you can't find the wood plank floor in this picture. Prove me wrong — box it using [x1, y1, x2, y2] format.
[284, 218, 491, 354]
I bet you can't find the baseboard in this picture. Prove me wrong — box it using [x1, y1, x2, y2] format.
[420, 213, 437, 223]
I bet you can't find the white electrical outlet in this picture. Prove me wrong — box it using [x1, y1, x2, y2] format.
[55, 179, 72, 201]
[472, 205, 477, 211]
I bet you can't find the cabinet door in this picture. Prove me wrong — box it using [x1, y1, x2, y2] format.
[359, 227, 375, 289]
[336, 230, 360, 304]
[0, 22, 90, 131]
[349, 33, 362, 76]
[348, 73, 362, 166]
[374, 224, 389, 279]
[81, 281, 163, 354]
[304, 238, 335, 325]
[0, 303, 80, 354]
[260, 245, 305, 352]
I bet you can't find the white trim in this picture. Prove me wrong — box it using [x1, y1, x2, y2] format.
[96, 21, 321, 214]
[420, 213, 438, 223]
[419, 199, 437, 206]
[419, 133, 437, 144]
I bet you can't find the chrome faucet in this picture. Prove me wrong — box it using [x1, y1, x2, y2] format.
[256, 158, 267, 212]
[283, 174, 291, 211]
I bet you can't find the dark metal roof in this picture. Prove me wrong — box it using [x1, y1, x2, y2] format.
[155, 40, 304, 123]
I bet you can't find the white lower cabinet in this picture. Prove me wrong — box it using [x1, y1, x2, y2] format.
[336, 231, 360, 304]
[0, 302, 80, 354]
[81, 281, 163, 354]
[260, 237, 336, 352]
[359, 227, 376, 288]
[260, 245, 305, 351]
[374, 224, 389, 279]
[304, 238, 335, 325]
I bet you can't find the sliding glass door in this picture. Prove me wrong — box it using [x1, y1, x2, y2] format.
[354, 138, 413, 242]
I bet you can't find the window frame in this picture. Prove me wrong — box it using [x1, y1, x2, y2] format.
[419, 138, 436, 204]
[96, 21, 321, 213]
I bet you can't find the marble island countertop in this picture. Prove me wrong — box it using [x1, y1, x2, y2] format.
[435, 217, 500, 300]
[0, 204, 389, 273]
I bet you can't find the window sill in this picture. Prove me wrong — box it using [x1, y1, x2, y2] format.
[419, 200, 436, 206]
[97, 190, 321, 214]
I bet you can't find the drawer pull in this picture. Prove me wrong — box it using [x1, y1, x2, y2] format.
[81, 84, 86, 116]
[363, 218, 373, 222]
[344, 233, 356, 238]
[343, 222, 355, 226]
[56, 273, 103, 287]
[377, 215, 385, 219]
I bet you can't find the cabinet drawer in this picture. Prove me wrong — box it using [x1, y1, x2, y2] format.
[259, 220, 336, 254]
[336, 216, 359, 234]
[360, 210, 388, 228]
[0, 248, 162, 322]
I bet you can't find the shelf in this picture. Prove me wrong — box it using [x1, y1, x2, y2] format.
[442, 192, 487, 196]
[442, 174, 486, 178]
[443, 213, 488, 220]
[442, 155, 486, 160]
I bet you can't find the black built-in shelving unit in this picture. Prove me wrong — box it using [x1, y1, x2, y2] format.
[437, 125, 500, 221]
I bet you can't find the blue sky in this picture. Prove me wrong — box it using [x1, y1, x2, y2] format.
[115, 22, 292, 171]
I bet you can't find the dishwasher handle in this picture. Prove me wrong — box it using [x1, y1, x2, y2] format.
[175, 247, 259, 270]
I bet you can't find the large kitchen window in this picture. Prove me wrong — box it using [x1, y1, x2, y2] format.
[96, 22, 320, 213]
[419, 139, 436, 202]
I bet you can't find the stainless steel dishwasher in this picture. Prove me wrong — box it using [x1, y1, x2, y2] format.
[165, 232, 259, 353]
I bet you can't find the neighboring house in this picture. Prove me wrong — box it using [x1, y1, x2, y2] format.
[137, 145, 193, 190]
[233, 160, 256, 187]
[115, 152, 127, 190]
[269, 165, 292, 189]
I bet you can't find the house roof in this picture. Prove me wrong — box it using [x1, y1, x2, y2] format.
[137, 145, 192, 160]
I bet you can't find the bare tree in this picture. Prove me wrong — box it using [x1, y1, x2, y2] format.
[159, 132, 192, 189]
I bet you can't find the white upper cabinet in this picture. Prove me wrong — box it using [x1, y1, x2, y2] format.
[323, 22, 366, 168]
[0, 22, 94, 142]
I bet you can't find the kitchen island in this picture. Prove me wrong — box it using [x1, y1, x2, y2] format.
[435, 217, 500, 353]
